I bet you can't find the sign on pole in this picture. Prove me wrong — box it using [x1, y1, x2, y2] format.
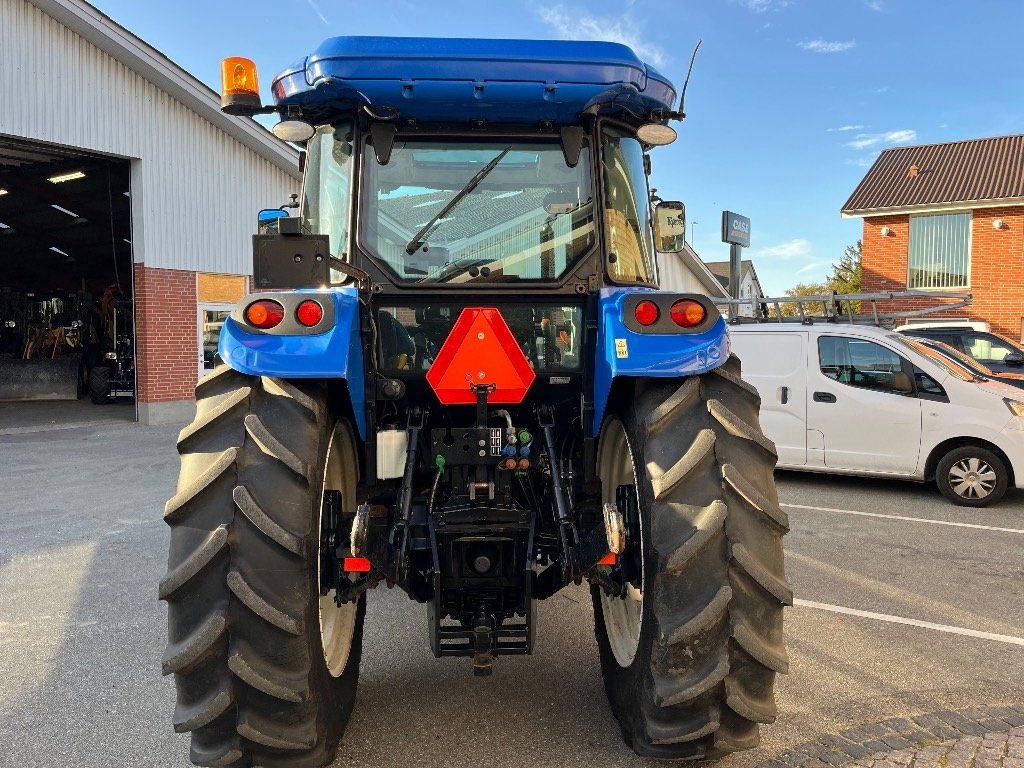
[721, 211, 751, 248]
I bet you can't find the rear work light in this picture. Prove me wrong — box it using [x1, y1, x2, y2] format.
[670, 299, 706, 328]
[295, 299, 323, 327]
[244, 299, 285, 329]
[633, 300, 660, 326]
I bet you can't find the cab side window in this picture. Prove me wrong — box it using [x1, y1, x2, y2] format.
[818, 336, 912, 394]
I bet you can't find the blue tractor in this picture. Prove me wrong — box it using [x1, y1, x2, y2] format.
[161, 37, 790, 768]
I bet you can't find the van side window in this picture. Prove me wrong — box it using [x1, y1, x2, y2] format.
[817, 336, 911, 394]
[913, 366, 946, 397]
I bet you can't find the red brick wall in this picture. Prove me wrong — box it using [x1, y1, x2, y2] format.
[134, 264, 198, 403]
[860, 209, 1024, 339]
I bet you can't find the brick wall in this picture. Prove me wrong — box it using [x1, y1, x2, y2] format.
[860, 209, 1024, 339]
[134, 264, 198, 403]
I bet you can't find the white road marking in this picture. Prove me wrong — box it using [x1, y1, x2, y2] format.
[794, 599, 1024, 647]
[782, 503, 1024, 534]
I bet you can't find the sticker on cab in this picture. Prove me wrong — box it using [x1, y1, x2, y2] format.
[615, 338, 629, 358]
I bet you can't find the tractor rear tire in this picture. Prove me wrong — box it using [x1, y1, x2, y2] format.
[88, 365, 113, 404]
[592, 355, 791, 759]
[161, 365, 365, 768]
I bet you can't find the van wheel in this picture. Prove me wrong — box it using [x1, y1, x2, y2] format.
[936, 446, 1008, 507]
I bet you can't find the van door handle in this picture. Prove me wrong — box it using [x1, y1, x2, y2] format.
[779, 386, 789, 404]
[813, 391, 836, 403]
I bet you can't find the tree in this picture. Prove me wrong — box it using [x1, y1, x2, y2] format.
[767, 281, 830, 318]
[829, 240, 861, 295]
[771, 241, 862, 318]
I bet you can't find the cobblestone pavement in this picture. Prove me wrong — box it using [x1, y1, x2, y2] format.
[760, 706, 1024, 768]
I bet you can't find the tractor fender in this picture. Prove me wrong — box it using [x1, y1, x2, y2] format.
[593, 287, 730, 434]
[218, 287, 367, 439]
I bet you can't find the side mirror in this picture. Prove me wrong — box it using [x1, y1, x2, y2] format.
[1004, 351, 1024, 366]
[653, 201, 686, 253]
[257, 208, 288, 234]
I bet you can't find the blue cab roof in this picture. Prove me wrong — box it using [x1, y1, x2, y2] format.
[271, 36, 677, 124]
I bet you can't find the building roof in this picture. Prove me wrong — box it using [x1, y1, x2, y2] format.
[841, 134, 1024, 217]
[29, 0, 299, 178]
[703, 259, 763, 294]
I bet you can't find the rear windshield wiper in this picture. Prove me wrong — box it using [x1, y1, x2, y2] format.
[404, 147, 511, 255]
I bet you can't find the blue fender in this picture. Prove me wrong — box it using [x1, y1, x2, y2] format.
[218, 288, 367, 439]
[593, 288, 730, 434]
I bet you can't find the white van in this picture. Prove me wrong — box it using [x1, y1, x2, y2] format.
[728, 322, 1024, 506]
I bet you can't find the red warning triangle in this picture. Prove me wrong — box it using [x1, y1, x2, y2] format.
[426, 308, 536, 404]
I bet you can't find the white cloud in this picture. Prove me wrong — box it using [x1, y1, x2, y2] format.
[756, 238, 812, 261]
[845, 129, 916, 149]
[827, 124, 865, 132]
[305, 0, 328, 25]
[865, 0, 883, 10]
[799, 39, 857, 53]
[796, 261, 827, 275]
[875, 86, 890, 94]
[538, 5, 668, 68]
[742, 0, 792, 12]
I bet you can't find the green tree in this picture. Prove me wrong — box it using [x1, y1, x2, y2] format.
[768, 281, 830, 317]
[829, 240, 861, 294]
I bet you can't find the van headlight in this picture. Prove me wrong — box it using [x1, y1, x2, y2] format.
[1004, 398, 1024, 417]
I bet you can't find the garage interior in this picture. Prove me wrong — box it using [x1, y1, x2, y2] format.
[0, 134, 136, 427]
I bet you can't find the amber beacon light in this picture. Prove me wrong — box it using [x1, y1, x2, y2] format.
[220, 56, 261, 113]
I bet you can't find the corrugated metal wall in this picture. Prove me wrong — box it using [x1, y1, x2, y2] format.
[0, 0, 300, 275]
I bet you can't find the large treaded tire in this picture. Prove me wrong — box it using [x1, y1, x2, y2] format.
[593, 354, 791, 759]
[88, 365, 113, 404]
[161, 366, 365, 768]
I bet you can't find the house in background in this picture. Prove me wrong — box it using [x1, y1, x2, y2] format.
[842, 134, 1024, 340]
[703, 259, 765, 317]
[658, 243, 730, 299]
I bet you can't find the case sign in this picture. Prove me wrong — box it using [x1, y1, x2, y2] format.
[721, 211, 751, 248]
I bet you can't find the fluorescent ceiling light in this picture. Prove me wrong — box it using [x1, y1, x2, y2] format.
[52, 204, 80, 217]
[49, 246, 69, 256]
[48, 171, 86, 183]
[0, 188, 8, 196]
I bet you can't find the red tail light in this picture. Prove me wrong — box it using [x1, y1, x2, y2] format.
[670, 299, 706, 328]
[244, 299, 285, 329]
[295, 299, 323, 327]
[633, 300, 660, 326]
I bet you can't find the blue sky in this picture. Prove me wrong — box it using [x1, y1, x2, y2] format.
[91, 0, 1024, 295]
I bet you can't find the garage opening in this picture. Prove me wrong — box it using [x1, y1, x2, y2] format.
[0, 135, 135, 428]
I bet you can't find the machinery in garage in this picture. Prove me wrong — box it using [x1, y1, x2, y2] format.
[0, 137, 134, 406]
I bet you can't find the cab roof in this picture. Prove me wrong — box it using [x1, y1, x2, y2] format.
[271, 36, 676, 124]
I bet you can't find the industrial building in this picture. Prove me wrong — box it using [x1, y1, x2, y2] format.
[0, 0, 299, 424]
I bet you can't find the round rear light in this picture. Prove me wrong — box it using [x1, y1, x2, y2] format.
[244, 299, 285, 329]
[295, 300, 324, 327]
[634, 300, 660, 326]
[670, 299, 707, 328]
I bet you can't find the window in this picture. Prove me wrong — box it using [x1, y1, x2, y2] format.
[358, 137, 594, 284]
[302, 121, 354, 283]
[913, 366, 946, 398]
[818, 336, 912, 394]
[961, 332, 1021, 364]
[908, 212, 970, 288]
[601, 126, 656, 285]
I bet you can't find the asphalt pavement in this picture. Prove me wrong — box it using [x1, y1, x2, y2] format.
[1, 420, 1022, 768]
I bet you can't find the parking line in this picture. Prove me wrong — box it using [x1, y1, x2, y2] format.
[781, 503, 1024, 534]
[794, 599, 1024, 647]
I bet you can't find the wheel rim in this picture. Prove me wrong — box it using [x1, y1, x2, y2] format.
[318, 422, 359, 677]
[597, 417, 644, 668]
[948, 456, 998, 500]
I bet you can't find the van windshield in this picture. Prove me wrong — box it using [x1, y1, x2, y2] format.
[891, 335, 976, 381]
